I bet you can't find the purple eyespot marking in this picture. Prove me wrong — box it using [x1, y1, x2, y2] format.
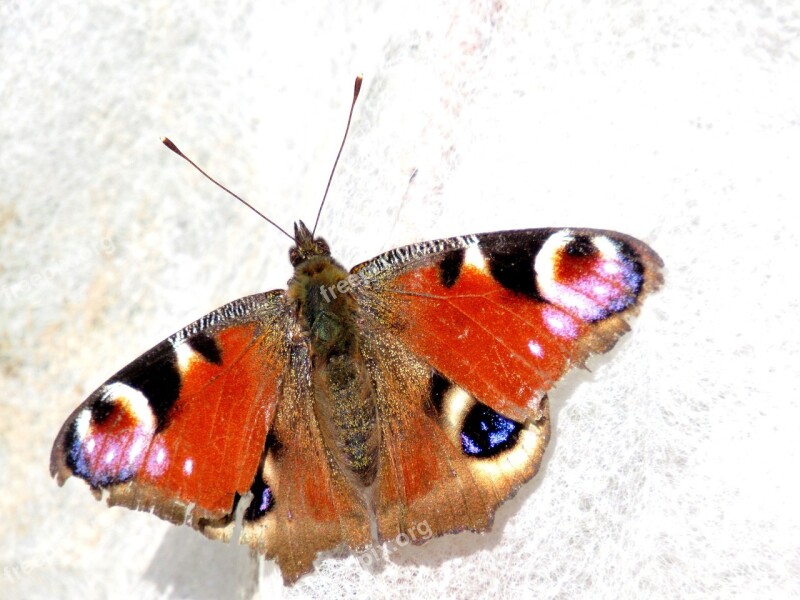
[144, 439, 169, 478]
[258, 487, 272, 513]
[542, 305, 579, 339]
[66, 384, 157, 487]
[536, 232, 644, 322]
[244, 474, 274, 521]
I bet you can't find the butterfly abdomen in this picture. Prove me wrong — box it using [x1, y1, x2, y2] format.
[288, 254, 379, 485]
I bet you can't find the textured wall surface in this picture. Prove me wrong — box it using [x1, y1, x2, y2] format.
[2, 1, 799, 598]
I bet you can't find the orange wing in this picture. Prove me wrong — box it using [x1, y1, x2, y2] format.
[356, 228, 662, 422]
[354, 228, 662, 540]
[51, 292, 290, 536]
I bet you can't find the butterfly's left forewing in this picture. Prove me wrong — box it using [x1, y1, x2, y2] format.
[353, 227, 662, 541]
[50, 292, 291, 537]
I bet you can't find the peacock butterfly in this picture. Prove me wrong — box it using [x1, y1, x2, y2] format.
[50, 76, 663, 583]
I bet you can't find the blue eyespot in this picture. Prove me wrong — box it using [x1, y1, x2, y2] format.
[461, 404, 522, 458]
[244, 477, 273, 521]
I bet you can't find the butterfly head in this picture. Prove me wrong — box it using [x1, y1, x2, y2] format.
[289, 220, 331, 267]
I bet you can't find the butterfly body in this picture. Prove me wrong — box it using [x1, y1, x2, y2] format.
[288, 221, 379, 484]
[52, 224, 662, 583]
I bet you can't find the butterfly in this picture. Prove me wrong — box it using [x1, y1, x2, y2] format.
[50, 77, 663, 584]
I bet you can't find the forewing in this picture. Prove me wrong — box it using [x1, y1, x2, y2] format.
[50, 291, 291, 537]
[354, 228, 662, 422]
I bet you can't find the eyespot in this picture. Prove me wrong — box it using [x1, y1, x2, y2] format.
[428, 372, 540, 461]
[243, 475, 274, 521]
[65, 383, 156, 487]
[535, 230, 644, 321]
[461, 403, 523, 458]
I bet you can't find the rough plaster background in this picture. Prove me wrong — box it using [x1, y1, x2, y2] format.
[2, 1, 799, 598]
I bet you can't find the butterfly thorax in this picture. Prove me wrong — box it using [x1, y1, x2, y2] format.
[287, 222, 379, 486]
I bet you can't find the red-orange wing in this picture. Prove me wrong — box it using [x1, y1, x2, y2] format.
[355, 228, 662, 422]
[353, 228, 662, 540]
[50, 291, 290, 536]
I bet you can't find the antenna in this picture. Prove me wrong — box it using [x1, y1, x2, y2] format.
[311, 74, 363, 237]
[161, 137, 295, 242]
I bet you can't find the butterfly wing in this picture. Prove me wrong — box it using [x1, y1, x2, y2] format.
[352, 228, 662, 540]
[51, 290, 371, 580]
[50, 292, 290, 537]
